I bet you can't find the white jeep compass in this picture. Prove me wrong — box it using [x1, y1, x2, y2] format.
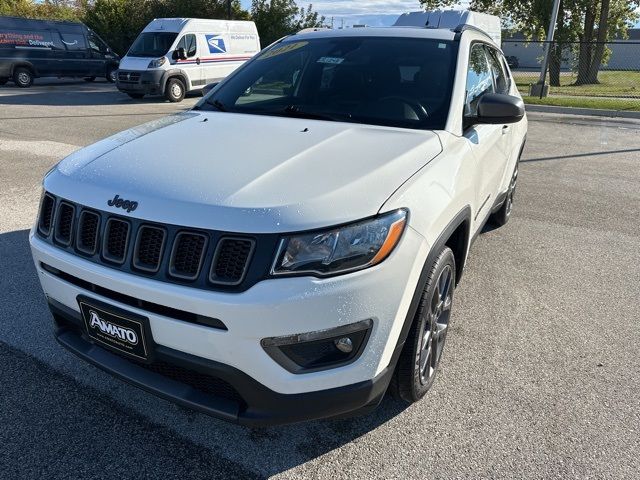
[30, 24, 527, 425]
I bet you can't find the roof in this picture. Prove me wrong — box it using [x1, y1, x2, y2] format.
[0, 15, 86, 33]
[292, 26, 457, 42]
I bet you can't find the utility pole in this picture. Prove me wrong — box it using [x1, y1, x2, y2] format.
[227, 0, 232, 20]
[531, 0, 561, 98]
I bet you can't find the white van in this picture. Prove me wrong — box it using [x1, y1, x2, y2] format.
[116, 18, 260, 102]
[394, 10, 501, 46]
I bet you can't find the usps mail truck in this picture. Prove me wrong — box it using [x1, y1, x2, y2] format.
[117, 18, 260, 102]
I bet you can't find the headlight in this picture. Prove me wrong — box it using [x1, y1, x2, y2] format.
[271, 209, 407, 277]
[148, 57, 166, 68]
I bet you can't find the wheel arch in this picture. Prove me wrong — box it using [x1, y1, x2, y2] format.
[11, 61, 37, 77]
[385, 206, 471, 376]
[161, 69, 189, 92]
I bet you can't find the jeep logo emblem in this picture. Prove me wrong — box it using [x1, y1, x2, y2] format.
[89, 311, 138, 345]
[107, 194, 138, 213]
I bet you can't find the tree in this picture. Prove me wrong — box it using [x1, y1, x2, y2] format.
[251, 0, 325, 47]
[419, 0, 639, 84]
[82, 0, 151, 55]
[1, 0, 81, 20]
[82, 0, 250, 56]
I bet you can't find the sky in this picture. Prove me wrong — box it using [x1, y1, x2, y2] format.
[239, 0, 426, 27]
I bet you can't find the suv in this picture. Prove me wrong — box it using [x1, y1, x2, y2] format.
[30, 25, 526, 426]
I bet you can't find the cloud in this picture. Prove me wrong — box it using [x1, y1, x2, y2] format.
[308, 1, 423, 16]
[241, 1, 424, 17]
[240, 0, 428, 26]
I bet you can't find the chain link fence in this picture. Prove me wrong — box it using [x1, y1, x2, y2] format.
[502, 39, 640, 110]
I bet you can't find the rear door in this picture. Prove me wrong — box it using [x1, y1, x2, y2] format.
[463, 43, 509, 228]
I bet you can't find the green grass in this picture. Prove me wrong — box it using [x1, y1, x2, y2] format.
[523, 95, 640, 111]
[514, 70, 640, 97]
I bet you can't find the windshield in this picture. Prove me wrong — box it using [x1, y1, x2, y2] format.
[196, 36, 457, 130]
[127, 32, 178, 57]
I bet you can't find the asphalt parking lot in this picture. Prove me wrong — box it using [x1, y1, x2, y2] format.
[1, 80, 639, 479]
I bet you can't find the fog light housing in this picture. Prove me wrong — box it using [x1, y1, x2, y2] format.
[261, 319, 373, 374]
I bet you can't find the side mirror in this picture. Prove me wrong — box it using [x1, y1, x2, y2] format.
[202, 82, 219, 96]
[173, 47, 187, 60]
[476, 93, 525, 125]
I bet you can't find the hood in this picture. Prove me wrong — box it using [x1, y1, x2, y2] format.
[46, 112, 442, 233]
[119, 55, 159, 71]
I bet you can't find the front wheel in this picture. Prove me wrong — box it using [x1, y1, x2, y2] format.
[13, 67, 33, 88]
[391, 246, 456, 402]
[165, 77, 185, 102]
[106, 67, 117, 83]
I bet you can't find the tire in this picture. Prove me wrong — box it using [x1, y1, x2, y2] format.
[0, 78, 8, 85]
[490, 157, 519, 227]
[165, 77, 185, 102]
[391, 246, 456, 403]
[106, 67, 117, 83]
[84, 76, 96, 82]
[13, 67, 33, 88]
[127, 93, 144, 99]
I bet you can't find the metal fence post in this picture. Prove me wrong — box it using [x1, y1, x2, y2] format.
[535, 0, 562, 98]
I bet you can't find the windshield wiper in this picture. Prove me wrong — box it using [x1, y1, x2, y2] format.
[280, 105, 343, 122]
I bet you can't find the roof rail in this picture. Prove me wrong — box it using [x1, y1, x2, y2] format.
[452, 23, 494, 42]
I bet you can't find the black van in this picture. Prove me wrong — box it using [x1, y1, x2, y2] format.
[0, 16, 119, 87]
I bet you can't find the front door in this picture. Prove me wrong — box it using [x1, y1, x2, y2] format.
[173, 33, 202, 89]
[463, 43, 509, 230]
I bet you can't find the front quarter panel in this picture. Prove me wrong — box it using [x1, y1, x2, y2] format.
[380, 131, 476, 259]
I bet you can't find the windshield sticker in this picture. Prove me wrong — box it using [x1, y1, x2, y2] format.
[438, 43, 447, 49]
[258, 41, 308, 60]
[317, 56, 344, 65]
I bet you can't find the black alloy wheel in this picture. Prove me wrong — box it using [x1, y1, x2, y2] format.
[392, 246, 456, 402]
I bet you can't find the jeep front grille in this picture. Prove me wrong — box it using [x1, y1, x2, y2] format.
[103, 218, 130, 264]
[210, 238, 255, 285]
[38, 193, 56, 236]
[53, 201, 75, 246]
[76, 210, 100, 255]
[170, 232, 208, 280]
[35, 193, 266, 292]
[133, 226, 166, 273]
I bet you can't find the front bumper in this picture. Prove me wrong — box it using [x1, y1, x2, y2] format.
[30, 226, 428, 424]
[116, 70, 164, 95]
[51, 300, 393, 426]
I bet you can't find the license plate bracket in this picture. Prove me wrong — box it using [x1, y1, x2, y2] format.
[78, 295, 154, 363]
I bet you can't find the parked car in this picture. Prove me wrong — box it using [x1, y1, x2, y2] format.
[506, 55, 520, 69]
[0, 16, 119, 87]
[116, 18, 260, 102]
[31, 16, 527, 426]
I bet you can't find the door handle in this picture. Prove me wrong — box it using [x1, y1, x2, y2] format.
[196, 57, 201, 65]
[502, 125, 510, 134]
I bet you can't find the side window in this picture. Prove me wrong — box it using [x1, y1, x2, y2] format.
[176, 34, 197, 58]
[235, 50, 306, 106]
[464, 43, 494, 117]
[87, 32, 107, 53]
[60, 32, 87, 51]
[486, 47, 509, 94]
